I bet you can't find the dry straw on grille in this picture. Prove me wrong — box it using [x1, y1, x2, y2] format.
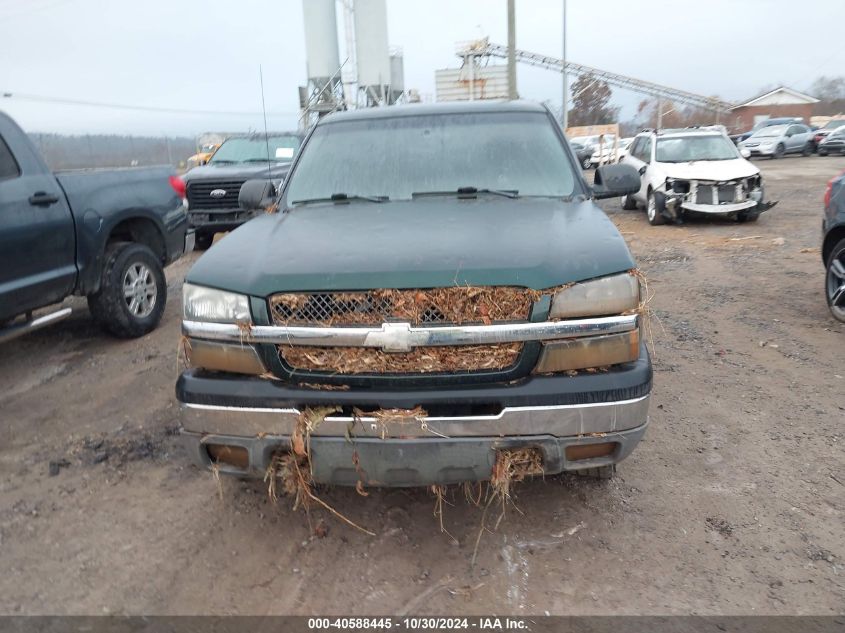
[269, 286, 548, 326]
[279, 343, 522, 374]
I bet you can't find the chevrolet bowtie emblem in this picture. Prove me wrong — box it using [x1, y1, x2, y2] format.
[365, 322, 414, 352]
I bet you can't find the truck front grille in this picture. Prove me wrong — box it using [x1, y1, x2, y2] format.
[278, 343, 523, 374]
[268, 287, 541, 375]
[186, 179, 245, 210]
[269, 287, 539, 326]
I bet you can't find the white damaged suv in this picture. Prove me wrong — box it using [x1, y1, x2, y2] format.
[620, 128, 777, 225]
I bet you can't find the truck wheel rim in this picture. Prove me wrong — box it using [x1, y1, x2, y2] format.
[828, 254, 845, 319]
[647, 196, 656, 221]
[123, 263, 157, 318]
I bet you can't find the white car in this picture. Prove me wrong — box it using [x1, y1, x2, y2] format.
[620, 129, 777, 225]
[570, 134, 616, 168]
[590, 137, 633, 167]
[737, 123, 814, 158]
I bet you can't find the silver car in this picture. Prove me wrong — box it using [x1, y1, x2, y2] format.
[738, 123, 814, 158]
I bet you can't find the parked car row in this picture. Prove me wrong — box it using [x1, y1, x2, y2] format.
[731, 117, 845, 156]
[568, 134, 633, 169]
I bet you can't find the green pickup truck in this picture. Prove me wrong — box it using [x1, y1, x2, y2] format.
[176, 101, 651, 486]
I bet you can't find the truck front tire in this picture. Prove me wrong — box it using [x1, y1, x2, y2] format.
[87, 242, 167, 338]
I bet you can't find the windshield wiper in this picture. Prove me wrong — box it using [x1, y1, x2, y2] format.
[209, 159, 235, 164]
[243, 158, 286, 163]
[412, 187, 519, 199]
[291, 193, 389, 205]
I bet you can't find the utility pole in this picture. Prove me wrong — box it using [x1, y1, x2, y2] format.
[561, 0, 568, 131]
[507, 0, 517, 100]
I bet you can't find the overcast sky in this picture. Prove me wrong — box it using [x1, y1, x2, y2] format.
[1, 0, 843, 136]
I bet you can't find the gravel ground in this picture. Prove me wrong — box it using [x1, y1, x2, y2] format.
[0, 155, 843, 616]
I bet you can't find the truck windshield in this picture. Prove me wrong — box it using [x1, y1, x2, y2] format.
[655, 135, 739, 162]
[209, 136, 300, 164]
[285, 112, 578, 203]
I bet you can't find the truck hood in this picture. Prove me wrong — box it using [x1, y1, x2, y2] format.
[183, 161, 291, 182]
[186, 197, 636, 295]
[660, 158, 759, 181]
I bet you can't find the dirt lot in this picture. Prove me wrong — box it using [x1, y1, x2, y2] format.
[0, 156, 843, 616]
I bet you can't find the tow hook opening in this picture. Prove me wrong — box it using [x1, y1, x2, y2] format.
[565, 442, 618, 462]
[206, 443, 250, 470]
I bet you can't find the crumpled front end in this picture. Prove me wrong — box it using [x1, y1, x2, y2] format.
[656, 175, 777, 219]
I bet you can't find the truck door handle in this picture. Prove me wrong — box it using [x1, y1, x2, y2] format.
[29, 192, 59, 206]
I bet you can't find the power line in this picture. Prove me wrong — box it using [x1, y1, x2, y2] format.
[1, 91, 299, 117]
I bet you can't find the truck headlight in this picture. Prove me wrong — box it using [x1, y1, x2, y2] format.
[182, 284, 265, 375]
[537, 273, 641, 373]
[549, 272, 640, 319]
[534, 329, 640, 373]
[183, 283, 251, 323]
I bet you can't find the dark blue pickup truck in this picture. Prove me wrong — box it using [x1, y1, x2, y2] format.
[0, 111, 191, 342]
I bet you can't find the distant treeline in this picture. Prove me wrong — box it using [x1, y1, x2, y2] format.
[27, 133, 198, 170]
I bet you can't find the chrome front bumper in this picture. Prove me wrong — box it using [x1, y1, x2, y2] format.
[181, 395, 650, 483]
[182, 314, 638, 352]
[180, 394, 650, 438]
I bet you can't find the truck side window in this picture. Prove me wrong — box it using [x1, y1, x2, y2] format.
[0, 135, 21, 181]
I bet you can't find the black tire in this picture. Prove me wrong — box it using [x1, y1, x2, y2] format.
[646, 190, 666, 225]
[621, 193, 638, 210]
[87, 242, 166, 338]
[825, 238, 845, 323]
[802, 142, 813, 157]
[194, 232, 214, 251]
[737, 209, 760, 223]
[573, 464, 616, 479]
[819, 149, 829, 157]
[772, 143, 785, 159]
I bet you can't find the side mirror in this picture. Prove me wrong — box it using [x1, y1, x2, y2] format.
[592, 164, 641, 200]
[740, 148, 751, 159]
[239, 179, 277, 210]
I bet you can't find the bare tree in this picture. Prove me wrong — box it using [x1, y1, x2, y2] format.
[567, 73, 620, 127]
[810, 76, 845, 115]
